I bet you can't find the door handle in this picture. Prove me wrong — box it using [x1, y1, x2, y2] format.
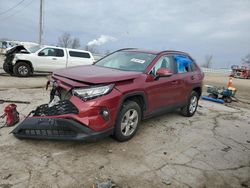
[171, 80, 178, 85]
[52, 58, 57, 60]
[190, 76, 195, 80]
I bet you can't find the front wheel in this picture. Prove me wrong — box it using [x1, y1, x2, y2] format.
[113, 101, 141, 142]
[3, 61, 13, 74]
[13, 62, 32, 77]
[181, 91, 199, 117]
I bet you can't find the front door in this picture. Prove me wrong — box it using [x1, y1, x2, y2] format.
[145, 55, 185, 113]
[35, 47, 66, 71]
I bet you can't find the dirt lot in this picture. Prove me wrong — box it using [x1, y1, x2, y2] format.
[0, 68, 249, 188]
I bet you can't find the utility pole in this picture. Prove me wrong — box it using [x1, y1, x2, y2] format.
[38, 0, 44, 45]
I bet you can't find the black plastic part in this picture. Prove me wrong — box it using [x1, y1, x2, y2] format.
[33, 100, 79, 116]
[11, 118, 114, 141]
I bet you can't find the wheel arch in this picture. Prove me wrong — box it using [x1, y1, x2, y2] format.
[118, 92, 148, 118]
[192, 86, 202, 98]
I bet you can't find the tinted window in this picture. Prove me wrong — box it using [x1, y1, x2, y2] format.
[174, 55, 194, 73]
[69, 51, 90, 58]
[55, 49, 64, 57]
[150, 56, 175, 75]
[95, 51, 156, 72]
[40, 48, 64, 57]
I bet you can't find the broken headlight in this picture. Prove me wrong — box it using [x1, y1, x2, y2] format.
[72, 84, 114, 100]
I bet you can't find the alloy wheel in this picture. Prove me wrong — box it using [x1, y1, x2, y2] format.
[18, 66, 28, 76]
[121, 109, 138, 136]
[189, 95, 198, 114]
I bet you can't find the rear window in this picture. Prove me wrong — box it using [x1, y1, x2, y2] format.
[69, 51, 91, 58]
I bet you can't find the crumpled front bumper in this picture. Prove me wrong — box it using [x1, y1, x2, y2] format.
[11, 117, 114, 141]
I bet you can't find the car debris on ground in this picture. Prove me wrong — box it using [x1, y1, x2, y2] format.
[202, 76, 237, 104]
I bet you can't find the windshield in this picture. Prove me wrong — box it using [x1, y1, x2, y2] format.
[28, 45, 42, 53]
[95, 51, 157, 72]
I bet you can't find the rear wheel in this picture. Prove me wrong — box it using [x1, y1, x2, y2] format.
[13, 62, 32, 77]
[181, 91, 199, 117]
[113, 101, 141, 142]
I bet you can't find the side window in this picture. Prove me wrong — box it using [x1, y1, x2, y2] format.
[39, 48, 64, 57]
[174, 55, 195, 73]
[150, 56, 174, 75]
[54, 49, 64, 57]
[69, 51, 90, 58]
[40, 48, 55, 56]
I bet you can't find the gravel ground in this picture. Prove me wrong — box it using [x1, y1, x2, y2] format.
[0, 68, 249, 188]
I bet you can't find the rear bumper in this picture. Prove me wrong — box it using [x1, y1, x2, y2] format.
[11, 117, 114, 141]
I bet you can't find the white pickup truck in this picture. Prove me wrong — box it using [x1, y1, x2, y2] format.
[3, 45, 95, 77]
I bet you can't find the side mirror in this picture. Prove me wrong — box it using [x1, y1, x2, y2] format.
[155, 68, 173, 80]
[38, 52, 45, 56]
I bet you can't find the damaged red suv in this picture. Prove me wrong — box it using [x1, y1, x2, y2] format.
[12, 48, 204, 142]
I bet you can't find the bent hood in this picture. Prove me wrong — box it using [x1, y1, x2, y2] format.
[53, 65, 141, 84]
[5, 45, 29, 56]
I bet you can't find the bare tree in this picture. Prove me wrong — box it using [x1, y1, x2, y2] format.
[84, 45, 98, 54]
[57, 32, 72, 48]
[71, 38, 81, 49]
[201, 55, 213, 68]
[242, 53, 250, 66]
[57, 32, 81, 49]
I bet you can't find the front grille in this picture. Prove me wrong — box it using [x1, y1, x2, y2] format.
[18, 128, 77, 137]
[33, 100, 79, 116]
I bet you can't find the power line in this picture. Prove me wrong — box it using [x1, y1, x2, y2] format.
[0, 0, 35, 21]
[0, 0, 26, 16]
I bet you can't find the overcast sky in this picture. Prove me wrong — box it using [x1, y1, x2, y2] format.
[0, 0, 249, 68]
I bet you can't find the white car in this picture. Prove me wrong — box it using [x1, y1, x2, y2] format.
[3, 45, 95, 77]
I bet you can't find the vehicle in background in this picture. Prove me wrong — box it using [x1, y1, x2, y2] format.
[0, 40, 38, 54]
[12, 48, 204, 142]
[230, 65, 250, 79]
[3, 45, 94, 77]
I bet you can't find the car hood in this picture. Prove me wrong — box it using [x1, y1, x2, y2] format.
[53, 65, 142, 84]
[5, 45, 30, 56]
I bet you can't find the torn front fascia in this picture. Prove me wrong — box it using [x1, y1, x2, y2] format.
[46, 80, 59, 102]
[33, 100, 79, 117]
[47, 80, 72, 102]
[11, 117, 114, 141]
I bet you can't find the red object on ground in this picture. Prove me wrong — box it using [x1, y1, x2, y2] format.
[1, 104, 19, 127]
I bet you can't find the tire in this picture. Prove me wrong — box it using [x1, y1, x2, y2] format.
[113, 100, 142, 142]
[13, 62, 32, 77]
[3, 61, 13, 74]
[181, 91, 199, 117]
[223, 96, 232, 103]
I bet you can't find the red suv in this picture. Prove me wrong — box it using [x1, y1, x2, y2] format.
[12, 48, 204, 142]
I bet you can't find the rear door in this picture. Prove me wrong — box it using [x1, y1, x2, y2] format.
[146, 55, 185, 112]
[34, 47, 66, 71]
[174, 55, 201, 102]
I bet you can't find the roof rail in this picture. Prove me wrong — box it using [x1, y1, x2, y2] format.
[157, 50, 189, 55]
[116, 48, 137, 52]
